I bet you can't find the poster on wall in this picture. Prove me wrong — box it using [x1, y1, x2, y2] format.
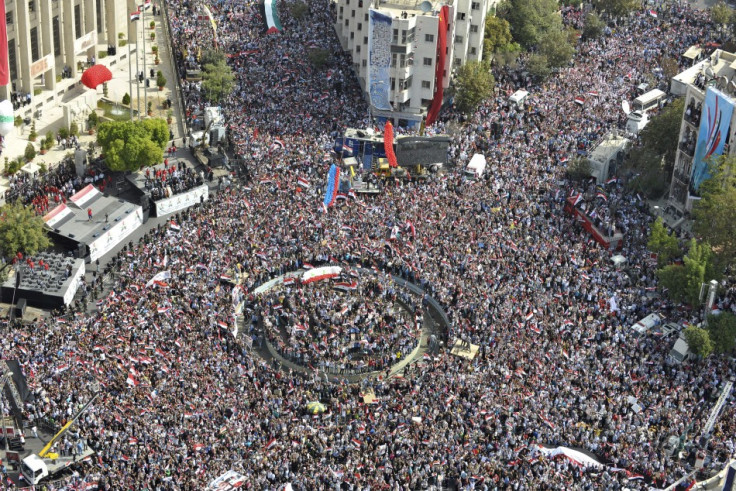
[691, 86, 735, 194]
[368, 9, 393, 111]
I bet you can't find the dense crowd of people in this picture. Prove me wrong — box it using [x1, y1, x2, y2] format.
[2, 160, 83, 213]
[261, 275, 421, 374]
[2, 0, 736, 490]
[143, 161, 205, 201]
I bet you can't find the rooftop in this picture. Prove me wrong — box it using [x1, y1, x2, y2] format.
[374, 0, 444, 17]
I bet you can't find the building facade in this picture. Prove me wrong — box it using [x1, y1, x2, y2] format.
[334, 0, 496, 128]
[668, 49, 736, 214]
[1, 0, 139, 119]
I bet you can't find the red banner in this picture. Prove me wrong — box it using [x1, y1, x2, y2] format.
[0, 0, 9, 86]
[425, 5, 449, 126]
[383, 121, 398, 168]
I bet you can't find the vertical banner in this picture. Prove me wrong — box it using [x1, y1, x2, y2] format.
[425, 6, 449, 126]
[691, 87, 734, 192]
[0, 0, 8, 86]
[368, 9, 392, 111]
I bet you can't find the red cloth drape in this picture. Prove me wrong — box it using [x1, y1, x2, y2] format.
[384, 121, 398, 168]
[0, 0, 9, 86]
[425, 5, 449, 126]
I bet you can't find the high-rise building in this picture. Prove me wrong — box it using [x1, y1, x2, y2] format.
[668, 49, 736, 214]
[334, 0, 496, 129]
[0, 0, 138, 116]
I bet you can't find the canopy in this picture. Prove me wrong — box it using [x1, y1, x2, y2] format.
[306, 401, 326, 414]
[81, 65, 113, 89]
[0, 99, 14, 136]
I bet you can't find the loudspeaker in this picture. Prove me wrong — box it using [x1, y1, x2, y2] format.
[14, 299, 26, 319]
[77, 244, 87, 259]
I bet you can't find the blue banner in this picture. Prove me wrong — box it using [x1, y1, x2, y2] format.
[323, 164, 340, 209]
[691, 87, 734, 192]
[368, 10, 392, 111]
[363, 143, 373, 171]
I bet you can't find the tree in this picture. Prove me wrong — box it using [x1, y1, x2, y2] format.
[201, 59, 235, 104]
[591, 0, 639, 18]
[526, 54, 551, 81]
[289, 1, 308, 21]
[706, 312, 736, 354]
[122, 93, 131, 106]
[538, 29, 575, 69]
[484, 16, 513, 59]
[566, 157, 591, 181]
[453, 61, 495, 114]
[658, 239, 714, 306]
[692, 155, 736, 268]
[24, 143, 36, 162]
[711, 1, 733, 36]
[96, 119, 168, 172]
[156, 70, 167, 89]
[307, 49, 330, 69]
[497, 0, 561, 49]
[0, 202, 51, 269]
[199, 49, 226, 68]
[648, 217, 681, 267]
[582, 12, 605, 40]
[683, 325, 713, 358]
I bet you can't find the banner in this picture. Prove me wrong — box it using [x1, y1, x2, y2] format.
[155, 184, 209, 216]
[691, 87, 734, 192]
[207, 470, 247, 490]
[0, 0, 9, 86]
[323, 164, 340, 209]
[88, 206, 144, 262]
[425, 6, 449, 126]
[384, 121, 398, 168]
[262, 0, 283, 34]
[368, 9, 392, 111]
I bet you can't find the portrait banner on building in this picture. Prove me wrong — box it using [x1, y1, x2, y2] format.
[368, 9, 392, 111]
[691, 86, 734, 193]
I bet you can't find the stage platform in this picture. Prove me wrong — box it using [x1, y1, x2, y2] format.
[450, 339, 479, 360]
[126, 160, 209, 217]
[1, 253, 85, 309]
[44, 184, 144, 263]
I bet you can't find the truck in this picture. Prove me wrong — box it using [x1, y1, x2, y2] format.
[629, 313, 663, 338]
[21, 393, 100, 485]
[464, 154, 486, 180]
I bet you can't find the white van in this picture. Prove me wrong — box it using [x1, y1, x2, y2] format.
[630, 313, 663, 337]
[669, 337, 692, 364]
[509, 89, 529, 108]
[633, 89, 666, 112]
[464, 154, 486, 180]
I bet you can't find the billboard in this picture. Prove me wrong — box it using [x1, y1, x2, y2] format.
[368, 9, 392, 111]
[396, 136, 451, 167]
[691, 87, 734, 193]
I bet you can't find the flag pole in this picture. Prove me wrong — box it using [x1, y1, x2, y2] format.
[142, 3, 148, 118]
[128, 15, 134, 122]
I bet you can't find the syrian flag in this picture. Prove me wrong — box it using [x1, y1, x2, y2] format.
[264, 438, 278, 450]
[297, 177, 310, 188]
[129, 436, 139, 445]
[334, 281, 358, 292]
[217, 320, 229, 330]
[587, 91, 599, 97]
[351, 438, 362, 448]
[126, 372, 139, 387]
[130, 10, 140, 21]
[542, 416, 556, 430]
[572, 193, 583, 206]
[269, 138, 285, 152]
[169, 221, 181, 232]
[341, 143, 354, 156]
[606, 177, 618, 185]
[649, 9, 657, 18]
[574, 96, 585, 105]
[405, 220, 416, 237]
[524, 312, 534, 321]
[562, 349, 569, 360]
[294, 324, 308, 333]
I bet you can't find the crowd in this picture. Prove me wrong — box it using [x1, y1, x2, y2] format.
[261, 275, 421, 375]
[143, 161, 205, 201]
[2, 160, 83, 213]
[1, 0, 735, 490]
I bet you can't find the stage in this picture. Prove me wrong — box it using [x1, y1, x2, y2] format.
[126, 160, 209, 217]
[1, 253, 85, 309]
[44, 184, 144, 262]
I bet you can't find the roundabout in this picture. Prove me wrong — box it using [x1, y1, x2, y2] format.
[250, 265, 447, 380]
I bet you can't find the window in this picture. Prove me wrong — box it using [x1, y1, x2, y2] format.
[364, 36, 368, 45]
[96, 0, 103, 33]
[362, 59, 367, 67]
[391, 53, 397, 67]
[53, 16, 61, 56]
[339, 7, 343, 15]
[356, 45, 361, 53]
[425, 34, 434, 42]
[400, 76, 412, 90]
[454, 58, 461, 66]
[351, 9, 355, 17]
[392, 29, 399, 44]
[28, 1, 35, 12]
[470, 47, 477, 55]
[390, 78, 395, 91]
[8, 39, 17, 81]
[458, 12, 466, 20]
[30, 27, 40, 62]
[75, 4, 82, 38]
[350, 32, 354, 40]
[401, 30, 407, 44]
[455, 35, 463, 44]
[345, 19, 349, 27]
[5, 10, 12, 25]
[365, 13, 368, 21]
[422, 80, 431, 89]
[470, 24, 478, 33]
[359, 0, 363, 6]
[400, 54, 407, 67]
[357, 23, 362, 30]
[423, 57, 432, 66]
[471, 2, 480, 10]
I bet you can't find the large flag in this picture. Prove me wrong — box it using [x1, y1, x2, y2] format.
[367, 9, 392, 111]
[425, 5, 449, 126]
[323, 164, 340, 210]
[0, 0, 9, 86]
[262, 0, 283, 34]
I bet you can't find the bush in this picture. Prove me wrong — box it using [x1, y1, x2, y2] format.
[33, 87, 42, 96]
[122, 93, 131, 106]
[120, 40, 127, 47]
[28, 122, 37, 142]
[24, 142, 36, 162]
[152, 45, 159, 53]
[156, 70, 167, 88]
[566, 158, 591, 181]
[98, 50, 108, 59]
[69, 121, 79, 137]
[14, 115, 22, 127]
[39, 162, 48, 174]
[44, 132, 55, 150]
[527, 54, 551, 81]
[58, 127, 69, 140]
[118, 32, 125, 39]
[683, 325, 713, 358]
[88, 111, 99, 129]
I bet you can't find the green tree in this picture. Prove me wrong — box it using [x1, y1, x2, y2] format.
[0, 202, 51, 269]
[307, 49, 330, 69]
[201, 59, 235, 104]
[582, 12, 605, 40]
[711, 1, 733, 36]
[538, 29, 575, 68]
[96, 119, 168, 172]
[199, 49, 226, 68]
[683, 325, 713, 358]
[648, 217, 681, 267]
[565, 157, 591, 181]
[289, 1, 308, 21]
[526, 53, 551, 81]
[706, 312, 736, 354]
[453, 61, 495, 114]
[24, 143, 36, 162]
[692, 155, 736, 268]
[658, 239, 714, 306]
[484, 16, 513, 59]
[156, 70, 167, 89]
[497, 0, 561, 49]
[122, 93, 131, 106]
[591, 0, 639, 18]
